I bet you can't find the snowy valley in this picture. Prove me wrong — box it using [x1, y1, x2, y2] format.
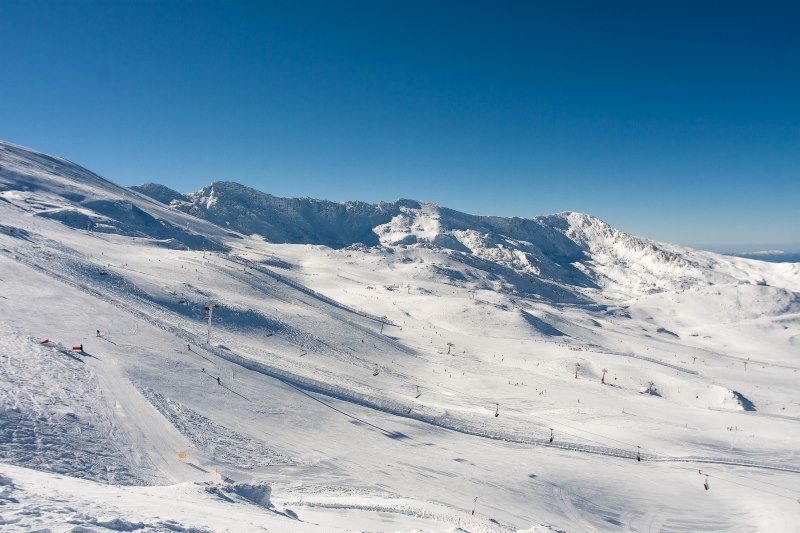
[1, 140, 799, 532]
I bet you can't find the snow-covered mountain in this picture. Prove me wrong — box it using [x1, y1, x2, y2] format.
[135, 178, 798, 300]
[2, 140, 799, 532]
[130, 182, 189, 205]
[0, 142, 231, 251]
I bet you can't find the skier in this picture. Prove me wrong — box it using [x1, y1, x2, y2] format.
[96, 329, 100, 337]
[217, 376, 221, 385]
[187, 343, 192, 351]
[201, 367, 205, 373]
[79, 344, 83, 352]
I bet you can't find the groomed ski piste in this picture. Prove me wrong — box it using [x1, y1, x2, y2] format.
[1, 140, 799, 532]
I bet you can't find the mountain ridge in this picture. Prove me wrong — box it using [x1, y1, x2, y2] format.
[134, 178, 795, 298]
[2, 139, 796, 302]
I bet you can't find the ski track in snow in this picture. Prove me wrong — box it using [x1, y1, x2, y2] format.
[0, 325, 144, 485]
[137, 386, 298, 469]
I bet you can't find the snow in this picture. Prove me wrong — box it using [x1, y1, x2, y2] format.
[1, 139, 799, 531]
[0, 325, 144, 485]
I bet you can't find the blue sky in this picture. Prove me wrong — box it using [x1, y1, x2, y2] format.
[1, 1, 798, 251]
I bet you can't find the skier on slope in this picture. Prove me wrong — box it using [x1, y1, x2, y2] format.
[217, 376, 221, 385]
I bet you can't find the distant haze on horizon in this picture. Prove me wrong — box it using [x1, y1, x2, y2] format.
[1, 1, 797, 251]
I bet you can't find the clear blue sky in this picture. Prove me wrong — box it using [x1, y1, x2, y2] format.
[1, 1, 798, 251]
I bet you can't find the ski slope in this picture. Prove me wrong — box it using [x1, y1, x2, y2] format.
[1, 140, 799, 532]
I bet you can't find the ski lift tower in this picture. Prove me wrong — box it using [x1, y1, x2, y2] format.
[204, 300, 220, 344]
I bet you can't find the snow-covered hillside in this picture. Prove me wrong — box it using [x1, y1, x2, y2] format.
[142, 179, 799, 300]
[1, 140, 799, 532]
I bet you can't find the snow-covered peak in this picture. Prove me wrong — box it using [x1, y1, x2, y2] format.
[130, 182, 188, 205]
[2, 139, 794, 300]
[0, 141, 230, 250]
[171, 181, 404, 248]
[137, 177, 796, 296]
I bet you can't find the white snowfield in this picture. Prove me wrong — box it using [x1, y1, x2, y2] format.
[0, 139, 798, 532]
